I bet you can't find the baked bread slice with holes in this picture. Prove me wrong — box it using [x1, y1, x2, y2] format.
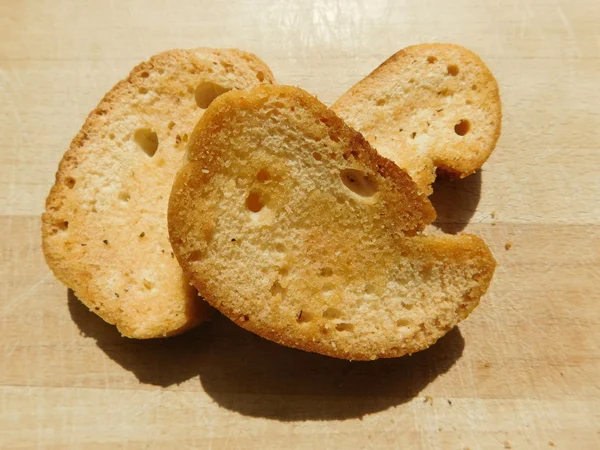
[168, 85, 496, 360]
[42, 48, 275, 338]
[332, 43, 502, 195]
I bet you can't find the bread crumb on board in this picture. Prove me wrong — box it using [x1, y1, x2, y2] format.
[504, 441, 512, 449]
[424, 395, 434, 405]
[548, 441, 556, 447]
[505, 241, 513, 250]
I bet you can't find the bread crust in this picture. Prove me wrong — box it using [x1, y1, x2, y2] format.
[332, 43, 502, 195]
[169, 85, 495, 360]
[42, 48, 275, 338]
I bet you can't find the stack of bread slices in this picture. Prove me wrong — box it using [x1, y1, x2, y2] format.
[42, 44, 501, 360]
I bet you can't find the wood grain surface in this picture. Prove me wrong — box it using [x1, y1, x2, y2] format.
[1, 0, 599, 448]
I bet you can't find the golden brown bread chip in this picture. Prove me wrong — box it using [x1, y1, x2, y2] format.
[168, 85, 496, 360]
[332, 43, 502, 195]
[42, 48, 275, 338]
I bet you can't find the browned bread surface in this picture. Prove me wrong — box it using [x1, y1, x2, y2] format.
[42, 48, 275, 338]
[168, 85, 496, 360]
[332, 43, 502, 195]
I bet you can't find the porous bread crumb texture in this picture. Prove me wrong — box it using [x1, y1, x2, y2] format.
[41, 48, 275, 338]
[332, 43, 502, 195]
[168, 85, 496, 360]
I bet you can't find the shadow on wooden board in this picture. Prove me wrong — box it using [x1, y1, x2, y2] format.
[430, 169, 482, 233]
[69, 290, 464, 421]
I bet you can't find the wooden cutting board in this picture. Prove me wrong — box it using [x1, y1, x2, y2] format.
[1, 0, 599, 448]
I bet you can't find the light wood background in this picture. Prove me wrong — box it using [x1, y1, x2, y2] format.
[1, 0, 599, 448]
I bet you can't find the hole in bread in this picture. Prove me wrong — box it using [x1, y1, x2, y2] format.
[109, 133, 115, 140]
[156, 158, 166, 168]
[143, 279, 154, 290]
[118, 191, 130, 202]
[256, 169, 271, 182]
[401, 301, 414, 310]
[421, 263, 434, 281]
[188, 250, 202, 262]
[322, 283, 335, 292]
[275, 243, 286, 253]
[246, 191, 265, 213]
[58, 220, 69, 231]
[256, 71, 265, 82]
[195, 81, 230, 109]
[408, 78, 415, 84]
[323, 307, 342, 319]
[454, 119, 471, 136]
[342, 150, 358, 160]
[336, 323, 354, 332]
[168, 121, 175, 130]
[329, 132, 340, 143]
[270, 280, 286, 297]
[466, 99, 473, 105]
[365, 284, 376, 294]
[376, 98, 386, 106]
[297, 310, 313, 323]
[141, 71, 149, 78]
[134, 128, 158, 157]
[396, 319, 411, 327]
[410, 132, 417, 139]
[471, 84, 477, 90]
[427, 56, 437, 64]
[312, 152, 322, 161]
[341, 169, 378, 197]
[447, 64, 459, 76]
[319, 267, 333, 277]
[138, 87, 148, 94]
[65, 177, 76, 189]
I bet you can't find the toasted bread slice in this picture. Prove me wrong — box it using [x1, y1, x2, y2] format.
[42, 48, 275, 338]
[332, 43, 502, 195]
[168, 85, 496, 360]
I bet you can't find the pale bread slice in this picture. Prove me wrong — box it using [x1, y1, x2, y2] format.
[332, 43, 502, 195]
[168, 85, 496, 360]
[42, 48, 275, 338]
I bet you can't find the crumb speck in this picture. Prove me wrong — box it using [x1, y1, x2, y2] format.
[103, 239, 109, 245]
[114, 293, 119, 298]
[504, 441, 512, 449]
[171, 252, 174, 258]
[505, 241, 513, 250]
[424, 395, 433, 405]
[548, 441, 555, 447]
[447, 399, 452, 405]
[139, 232, 145, 238]
[491, 211, 497, 219]
[483, 362, 491, 368]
